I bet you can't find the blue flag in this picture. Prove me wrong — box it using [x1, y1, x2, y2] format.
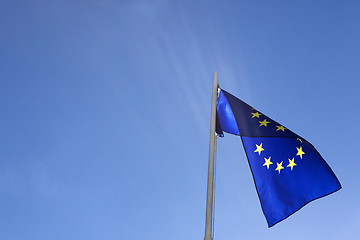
[216, 89, 341, 227]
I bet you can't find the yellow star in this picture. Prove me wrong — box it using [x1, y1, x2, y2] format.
[275, 161, 284, 174]
[263, 157, 273, 169]
[254, 143, 264, 156]
[259, 119, 270, 127]
[296, 146, 305, 159]
[287, 158, 297, 170]
[276, 125, 286, 131]
[251, 112, 262, 118]
[297, 138, 303, 143]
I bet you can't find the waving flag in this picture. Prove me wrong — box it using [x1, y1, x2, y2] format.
[216, 89, 341, 227]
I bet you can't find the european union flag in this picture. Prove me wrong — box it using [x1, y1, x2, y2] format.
[216, 89, 341, 227]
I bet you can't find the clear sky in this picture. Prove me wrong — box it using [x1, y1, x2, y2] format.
[1, 0, 359, 239]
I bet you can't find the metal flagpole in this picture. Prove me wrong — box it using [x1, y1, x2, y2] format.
[204, 71, 219, 240]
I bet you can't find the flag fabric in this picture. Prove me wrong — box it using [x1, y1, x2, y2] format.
[216, 89, 341, 227]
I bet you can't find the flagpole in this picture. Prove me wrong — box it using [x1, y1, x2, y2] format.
[204, 71, 219, 240]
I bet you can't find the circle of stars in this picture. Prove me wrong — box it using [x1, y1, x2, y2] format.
[250, 111, 305, 174]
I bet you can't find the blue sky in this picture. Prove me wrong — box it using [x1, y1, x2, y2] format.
[1, 0, 359, 239]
